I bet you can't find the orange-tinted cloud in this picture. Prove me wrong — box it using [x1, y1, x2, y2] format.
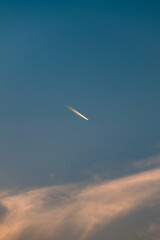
[134, 154, 160, 169]
[138, 220, 160, 240]
[0, 168, 160, 240]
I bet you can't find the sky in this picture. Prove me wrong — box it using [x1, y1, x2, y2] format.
[0, 1, 160, 239]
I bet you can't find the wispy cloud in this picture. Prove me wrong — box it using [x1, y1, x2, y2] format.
[0, 168, 160, 240]
[138, 220, 160, 240]
[134, 155, 160, 169]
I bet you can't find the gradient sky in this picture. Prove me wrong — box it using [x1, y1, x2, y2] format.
[0, 1, 160, 239]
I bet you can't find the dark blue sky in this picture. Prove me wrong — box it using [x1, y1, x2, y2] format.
[0, 1, 160, 189]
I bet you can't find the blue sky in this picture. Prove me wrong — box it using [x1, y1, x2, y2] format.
[0, 1, 160, 239]
[0, 1, 160, 188]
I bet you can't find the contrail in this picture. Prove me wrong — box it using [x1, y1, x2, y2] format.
[67, 106, 89, 120]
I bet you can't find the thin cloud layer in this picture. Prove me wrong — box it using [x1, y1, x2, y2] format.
[0, 168, 160, 240]
[139, 220, 160, 240]
[134, 155, 160, 169]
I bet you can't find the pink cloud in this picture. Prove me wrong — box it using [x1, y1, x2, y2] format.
[0, 168, 160, 240]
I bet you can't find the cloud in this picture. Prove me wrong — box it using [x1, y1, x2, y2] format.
[0, 168, 160, 240]
[134, 155, 160, 169]
[49, 172, 55, 179]
[139, 220, 160, 240]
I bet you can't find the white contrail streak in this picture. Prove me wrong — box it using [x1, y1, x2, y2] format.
[67, 106, 89, 120]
